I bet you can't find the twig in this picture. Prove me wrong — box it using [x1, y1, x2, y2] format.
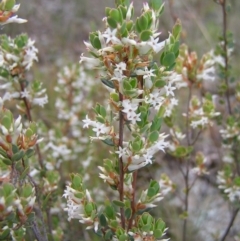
[28, 175, 48, 241]
[127, 171, 138, 230]
[186, 84, 192, 146]
[219, 208, 239, 241]
[118, 92, 125, 229]
[19, 80, 44, 169]
[31, 221, 46, 241]
[182, 156, 190, 241]
[220, 0, 232, 115]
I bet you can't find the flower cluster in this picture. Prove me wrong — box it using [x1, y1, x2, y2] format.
[175, 44, 216, 84]
[187, 95, 220, 129]
[0, 34, 48, 108]
[63, 174, 98, 229]
[0, 183, 36, 240]
[0, 102, 41, 240]
[217, 167, 240, 202]
[0, 0, 27, 25]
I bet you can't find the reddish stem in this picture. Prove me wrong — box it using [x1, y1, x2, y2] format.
[118, 92, 125, 229]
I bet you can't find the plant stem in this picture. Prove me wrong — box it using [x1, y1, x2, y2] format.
[19, 80, 44, 169]
[20, 80, 48, 240]
[28, 175, 48, 241]
[186, 84, 192, 146]
[220, 0, 232, 115]
[118, 92, 125, 229]
[128, 171, 138, 230]
[219, 208, 239, 241]
[182, 157, 190, 241]
[182, 85, 192, 241]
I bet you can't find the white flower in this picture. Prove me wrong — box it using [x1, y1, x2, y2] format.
[80, 54, 101, 68]
[92, 122, 111, 137]
[83, 115, 94, 128]
[20, 89, 31, 98]
[143, 152, 153, 164]
[122, 99, 138, 119]
[130, 112, 141, 124]
[145, 91, 164, 109]
[102, 28, 122, 44]
[1, 15, 27, 25]
[115, 146, 127, 158]
[148, 36, 166, 53]
[190, 117, 209, 129]
[32, 95, 48, 107]
[122, 37, 137, 46]
[164, 82, 176, 96]
[115, 62, 126, 73]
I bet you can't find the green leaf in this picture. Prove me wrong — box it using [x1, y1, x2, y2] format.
[110, 220, 118, 228]
[2, 116, 11, 130]
[12, 150, 25, 162]
[85, 203, 94, 216]
[113, 200, 125, 207]
[129, 77, 137, 88]
[118, 5, 127, 19]
[93, 37, 102, 49]
[25, 149, 35, 158]
[171, 146, 193, 158]
[155, 79, 166, 88]
[126, 20, 133, 31]
[3, 0, 16, 11]
[105, 205, 115, 219]
[104, 229, 113, 240]
[147, 187, 156, 198]
[15, 34, 28, 48]
[123, 79, 132, 91]
[25, 128, 33, 138]
[161, 52, 175, 67]
[149, 0, 162, 11]
[2, 158, 12, 165]
[110, 9, 120, 22]
[12, 144, 19, 154]
[150, 117, 162, 132]
[149, 131, 159, 143]
[71, 174, 82, 189]
[234, 177, 240, 186]
[0, 148, 8, 158]
[140, 30, 152, 41]
[99, 214, 108, 227]
[153, 229, 163, 238]
[0, 229, 10, 240]
[20, 166, 30, 180]
[142, 224, 151, 232]
[120, 22, 128, 37]
[101, 78, 115, 89]
[131, 142, 141, 152]
[100, 105, 107, 118]
[138, 15, 148, 31]
[102, 138, 114, 146]
[22, 184, 33, 198]
[3, 183, 15, 196]
[107, 17, 118, 28]
[155, 218, 165, 230]
[119, 234, 128, 241]
[172, 19, 182, 39]
[125, 207, 132, 220]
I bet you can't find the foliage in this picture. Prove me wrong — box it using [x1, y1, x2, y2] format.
[0, 0, 239, 241]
